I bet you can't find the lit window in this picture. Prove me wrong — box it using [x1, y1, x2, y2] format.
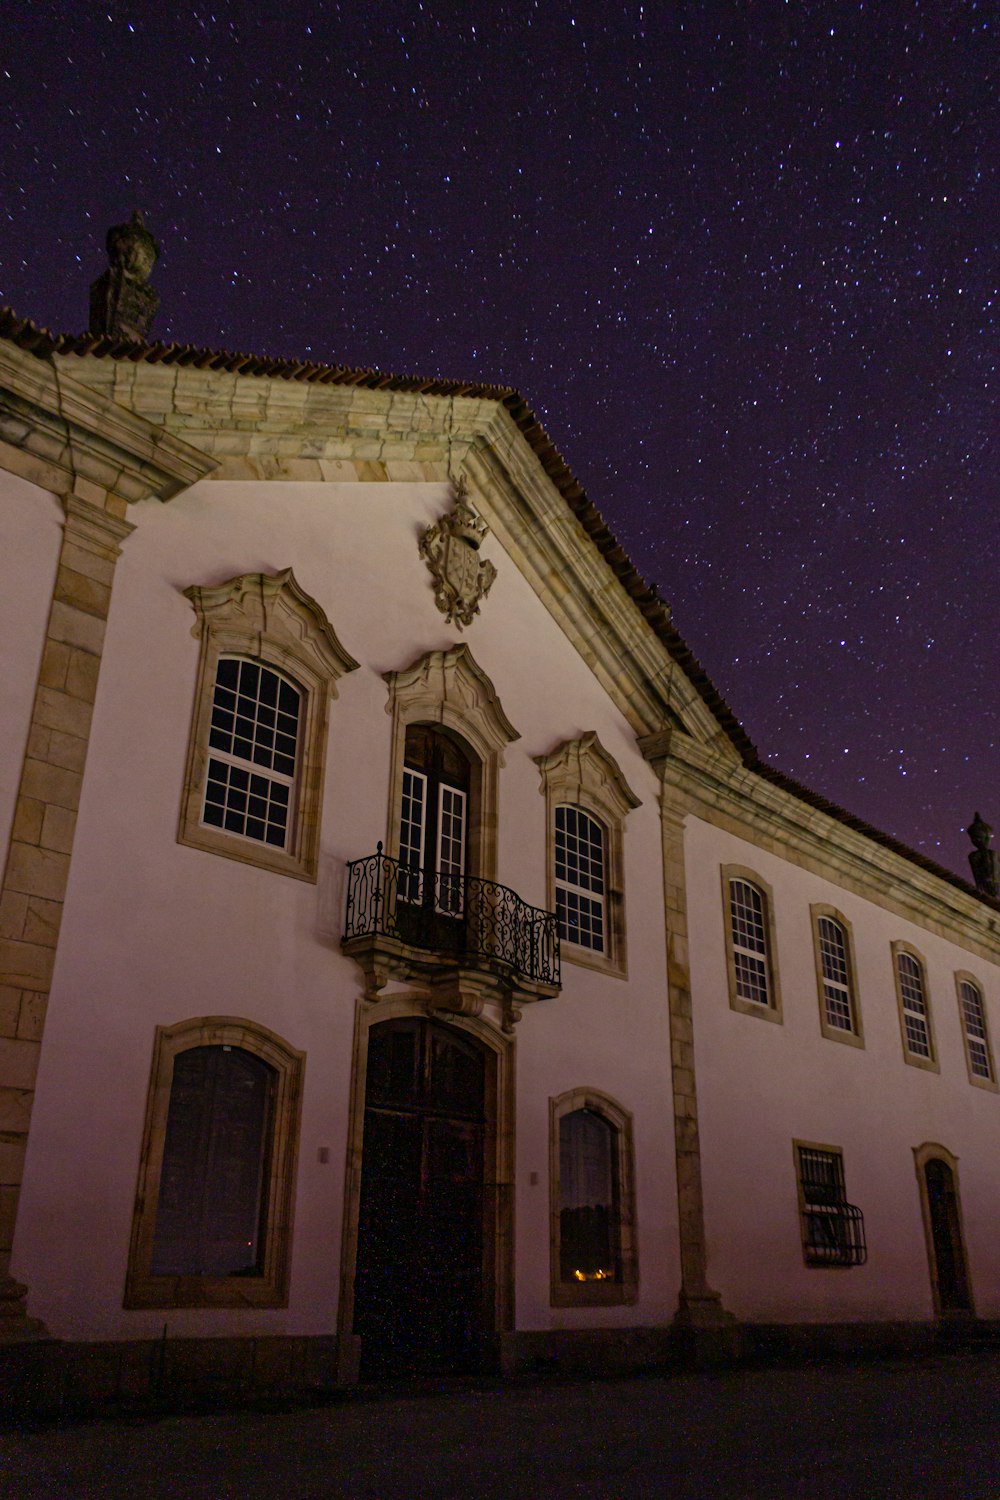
[958, 977, 994, 1084]
[896, 951, 933, 1060]
[555, 805, 606, 953]
[550, 1089, 637, 1307]
[203, 658, 301, 850]
[559, 1108, 619, 1286]
[795, 1143, 867, 1268]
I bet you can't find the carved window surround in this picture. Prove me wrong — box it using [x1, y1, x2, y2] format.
[549, 1087, 638, 1308]
[179, 569, 358, 882]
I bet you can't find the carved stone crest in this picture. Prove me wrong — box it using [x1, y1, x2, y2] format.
[419, 477, 497, 629]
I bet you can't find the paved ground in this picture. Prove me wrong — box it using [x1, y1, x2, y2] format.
[3, 1353, 1000, 1499]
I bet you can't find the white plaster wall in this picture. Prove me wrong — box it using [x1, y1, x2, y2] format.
[13, 478, 678, 1340]
[686, 816, 1000, 1324]
[0, 472, 63, 858]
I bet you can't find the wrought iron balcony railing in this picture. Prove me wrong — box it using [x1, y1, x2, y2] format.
[344, 845, 561, 988]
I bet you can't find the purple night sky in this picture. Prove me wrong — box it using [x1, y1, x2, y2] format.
[2, 2, 996, 877]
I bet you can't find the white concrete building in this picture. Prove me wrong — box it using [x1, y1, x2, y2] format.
[0, 284, 998, 1399]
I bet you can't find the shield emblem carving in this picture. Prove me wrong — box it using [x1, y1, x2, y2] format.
[419, 479, 498, 629]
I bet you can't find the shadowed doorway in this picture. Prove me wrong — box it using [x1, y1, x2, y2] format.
[353, 1017, 493, 1376]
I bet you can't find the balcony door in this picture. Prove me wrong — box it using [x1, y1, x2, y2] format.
[397, 724, 472, 949]
[353, 1018, 492, 1375]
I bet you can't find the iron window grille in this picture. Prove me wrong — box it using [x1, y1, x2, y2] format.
[344, 844, 561, 988]
[797, 1146, 867, 1268]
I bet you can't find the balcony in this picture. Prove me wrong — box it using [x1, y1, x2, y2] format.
[342, 845, 561, 1026]
[802, 1203, 868, 1268]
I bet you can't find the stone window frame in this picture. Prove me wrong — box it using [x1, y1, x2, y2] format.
[534, 733, 639, 979]
[124, 1016, 305, 1310]
[891, 940, 939, 1073]
[179, 569, 358, 882]
[549, 1087, 638, 1308]
[720, 864, 783, 1024]
[382, 644, 519, 883]
[791, 1138, 867, 1270]
[809, 904, 864, 1048]
[954, 971, 998, 1092]
[912, 1141, 975, 1319]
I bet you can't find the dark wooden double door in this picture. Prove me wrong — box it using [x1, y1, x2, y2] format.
[354, 1019, 493, 1376]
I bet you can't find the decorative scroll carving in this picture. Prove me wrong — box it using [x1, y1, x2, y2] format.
[419, 476, 497, 628]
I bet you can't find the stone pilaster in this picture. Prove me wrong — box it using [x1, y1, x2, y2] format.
[0, 490, 133, 1337]
[640, 730, 738, 1362]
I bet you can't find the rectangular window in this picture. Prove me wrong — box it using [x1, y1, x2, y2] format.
[436, 784, 467, 915]
[399, 766, 427, 903]
[202, 657, 301, 850]
[796, 1144, 867, 1268]
[555, 805, 606, 953]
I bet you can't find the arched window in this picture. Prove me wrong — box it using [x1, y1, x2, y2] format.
[956, 975, 996, 1087]
[554, 805, 607, 954]
[125, 1018, 304, 1309]
[722, 867, 781, 1021]
[892, 945, 937, 1069]
[811, 907, 863, 1045]
[550, 1089, 637, 1306]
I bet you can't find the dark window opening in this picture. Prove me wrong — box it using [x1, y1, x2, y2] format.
[559, 1108, 621, 1285]
[151, 1045, 275, 1277]
[797, 1145, 867, 1268]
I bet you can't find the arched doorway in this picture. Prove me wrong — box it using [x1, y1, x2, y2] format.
[923, 1156, 972, 1313]
[353, 1017, 494, 1375]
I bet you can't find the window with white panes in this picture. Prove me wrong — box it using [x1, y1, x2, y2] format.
[554, 805, 607, 953]
[729, 878, 771, 1008]
[817, 916, 854, 1032]
[896, 950, 933, 1060]
[203, 658, 301, 850]
[958, 978, 994, 1083]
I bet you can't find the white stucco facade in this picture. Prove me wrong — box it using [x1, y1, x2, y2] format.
[1, 324, 998, 1380]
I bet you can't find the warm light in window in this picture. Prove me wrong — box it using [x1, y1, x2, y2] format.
[573, 1267, 612, 1282]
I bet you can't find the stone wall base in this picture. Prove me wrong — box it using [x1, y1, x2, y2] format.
[742, 1318, 1000, 1363]
[496, 1326, 680, 1378]
[0, 1333, 361, 1423]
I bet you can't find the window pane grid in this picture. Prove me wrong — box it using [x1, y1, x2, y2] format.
[818, 917, 853, 1031]
[437, 785, 466, 915]
[730, 880, 770, 1006]
[203, 659, 300, 851]
[960, 981, 992, 1079]
[897, 952, 931, 1057]
[555, 806, 606, 953]
[399, 767, 426, 902]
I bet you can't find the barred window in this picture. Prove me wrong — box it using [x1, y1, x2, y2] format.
[555, 805, 606, 953]
[817, 916, 854, 1032]
[202, 657, 301, 850]
[729, 878, 771, 1007]
[796, 1144, 867, 1268]
[959, 979, 993, 1082]
[897, 951, 932, 1059]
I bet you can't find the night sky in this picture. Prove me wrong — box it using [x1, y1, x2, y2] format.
[2, 3, 996, 878]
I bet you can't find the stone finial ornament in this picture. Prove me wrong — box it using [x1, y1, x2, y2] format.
[967, 811, 999, 899]
[88, 210, 160, 342]
[419, 476, 497, 629]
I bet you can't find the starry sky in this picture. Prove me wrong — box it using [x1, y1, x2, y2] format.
[1, 2, 996, 878]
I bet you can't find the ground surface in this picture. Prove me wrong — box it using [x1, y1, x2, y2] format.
[3, 1353, 999, 1498]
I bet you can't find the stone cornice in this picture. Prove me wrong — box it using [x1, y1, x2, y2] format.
[642, 731, 1000, 964]
[0, 341, 216, 504]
